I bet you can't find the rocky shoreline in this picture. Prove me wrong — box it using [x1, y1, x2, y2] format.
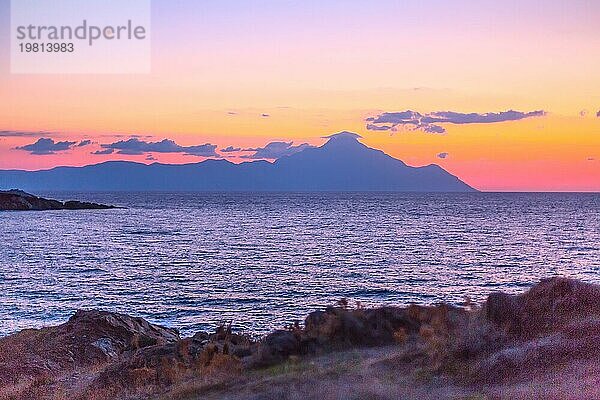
[2, 277, 600, 399]
[0, 190, 118, 211]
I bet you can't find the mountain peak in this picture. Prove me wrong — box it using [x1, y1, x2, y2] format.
[321, 132, 365, 150]
[322, 131, 362, 142]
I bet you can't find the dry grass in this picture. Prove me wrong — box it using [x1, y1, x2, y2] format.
[169, 346, 475, 400]
[161, 345, 600, 400]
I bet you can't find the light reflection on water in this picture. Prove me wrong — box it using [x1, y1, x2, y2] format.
[1, 192, 599, 336]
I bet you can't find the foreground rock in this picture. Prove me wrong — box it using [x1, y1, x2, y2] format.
[0, 190, 118, 211]
[0, 310, 179, 387]
[485, 277, 600, 338]
[2, 277, 600, 400]
[471, 277, 600, 384]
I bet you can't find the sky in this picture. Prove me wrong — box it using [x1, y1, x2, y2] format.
[0, 0, 599, 191]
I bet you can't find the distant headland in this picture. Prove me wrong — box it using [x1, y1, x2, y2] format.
[0, 190, 118, 211]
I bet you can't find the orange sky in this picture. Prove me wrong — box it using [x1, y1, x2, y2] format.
[1, 0, 599, 191]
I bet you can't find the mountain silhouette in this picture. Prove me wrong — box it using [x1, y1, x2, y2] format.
[0, 132, 475, 192]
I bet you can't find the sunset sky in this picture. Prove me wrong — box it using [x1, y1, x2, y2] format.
[1, 0, 599, 191]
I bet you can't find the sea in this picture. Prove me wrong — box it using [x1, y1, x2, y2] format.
[1, 192, 599, 337]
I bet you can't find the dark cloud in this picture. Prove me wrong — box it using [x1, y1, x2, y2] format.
[429, 110, 546, 124]
[366, 124, 394, 131]
[77, 140, 93, 147]
[182, 144, 220, 157]
[92, 148, 115, 155]
[0, 130, 48, 137]
[367, 109, 546, 134]
[261, 113, 270, 117]
[580, 110, 588, 117]
[221, 146, 241, 153]
[15, 138, 76, 155]
[97, 138, 219, 157]
[597, 110, 600, 117]
[146, 154, 156, 161]
[366, 111, 418, 124]
[241, 141, 314, 160]
[423, 125, 446, 134]
[437, 152, 449, 159]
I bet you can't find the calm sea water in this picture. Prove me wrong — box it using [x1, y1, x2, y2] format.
[1, 192, 599, 337]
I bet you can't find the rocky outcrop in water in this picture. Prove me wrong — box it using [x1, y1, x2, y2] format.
[0, 190, 117, 211]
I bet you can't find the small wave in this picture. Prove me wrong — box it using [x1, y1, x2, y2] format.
[76, 267, 107, 274]
[122, 229, 179, 236]
[566, 246, 599, 252]
[345, 288, 397, 297]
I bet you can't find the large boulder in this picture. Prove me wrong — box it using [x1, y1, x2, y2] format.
[484, 277, 600, 338]
[251, 330, 302, 367]
[88, 333, 246, 393]
[0, 310, 179, 386]
[460, 277, 600, 383]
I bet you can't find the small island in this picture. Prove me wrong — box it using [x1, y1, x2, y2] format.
[0, 190, 118, 211]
